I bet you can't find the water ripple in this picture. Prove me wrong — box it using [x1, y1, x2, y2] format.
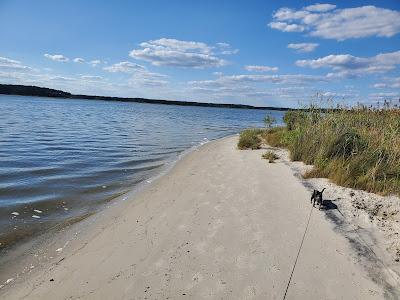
[0, 95, 284, 248]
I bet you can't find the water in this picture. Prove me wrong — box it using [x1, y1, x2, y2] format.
[0, 95, 284, 248]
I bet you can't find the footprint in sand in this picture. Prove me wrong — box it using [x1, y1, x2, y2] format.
[271, 264, 280, 272]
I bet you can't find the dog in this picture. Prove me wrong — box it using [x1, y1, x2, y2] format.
[311, 188, 325, 209]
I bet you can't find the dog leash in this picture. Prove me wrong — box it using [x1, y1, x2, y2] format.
[282, 205, 314, 300]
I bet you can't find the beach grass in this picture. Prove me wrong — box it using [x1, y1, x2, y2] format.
[262, 151, 279, 163]
[240, 107, 400, 196]
[237, 128, 263, 149]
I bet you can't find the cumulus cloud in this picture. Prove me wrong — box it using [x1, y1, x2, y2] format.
[129, 38, 228, 68]
[0, 56, 32, 71]
[245, 65, 278, 72]
[269, 22, 305, 32]
[73, 58, 85, 63]
[287, 43, 318, 53]
[304, 3, 336, 12]
[44, 53, 69, 62]
[269, 4, 400, 40]
[296, 51, 400, 78]
[102, 60, 168, 87]
[103, 61, 145, 73]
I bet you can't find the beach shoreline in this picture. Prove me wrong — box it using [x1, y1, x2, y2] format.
[1, 135, 399, 299]
[0, 134, 229, 288]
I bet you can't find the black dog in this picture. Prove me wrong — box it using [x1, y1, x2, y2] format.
[311, 188, 325, 209]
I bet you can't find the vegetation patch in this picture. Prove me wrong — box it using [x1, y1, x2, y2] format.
[262, 151, 279, 163]
[282, 107, 400, 196]
[238, 106, 400, 196]
[260, 127, 287, 148]
[237, 128, 263, 150]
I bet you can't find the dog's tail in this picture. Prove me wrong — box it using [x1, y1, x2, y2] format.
[321, 188, 326, 193]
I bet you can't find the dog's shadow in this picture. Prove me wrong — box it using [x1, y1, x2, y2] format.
[321, 199, 338, 210]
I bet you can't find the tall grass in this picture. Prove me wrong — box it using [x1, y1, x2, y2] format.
[261, 108, 400, 196]
[237, 128, 264, 149]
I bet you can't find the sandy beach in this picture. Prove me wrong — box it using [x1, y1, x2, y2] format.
[1, 135, 399, 299]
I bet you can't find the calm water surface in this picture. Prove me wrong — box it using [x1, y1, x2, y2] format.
[0, 95, 284, 247]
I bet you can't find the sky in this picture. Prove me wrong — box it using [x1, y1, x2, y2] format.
[0, 0, 399, 108]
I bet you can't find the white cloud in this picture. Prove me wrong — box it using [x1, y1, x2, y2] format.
[186, 73, 335, 106]
[216, 42, 239, 55]
[103, 61, 145, 73]
[296, 51, 400, 77]
[141, 38, 211, 53]
[189, 73, 328, 88]
[89, 60, 101, 67]
[304, 3, 336, 12]
[287, 43, 318, 53]
[245, 65, 279, 72]
[48, 75, 76, 82]
[269, 5, 400, 40]
[73, 57, 85, 63]
[129, 38, 228, 68]
[216, 42, 229, 48]
[129, 70, 168, 88]
[0, 56, 32, 71]
[268, 22, 305, 32]
[102, 60, 168, 87]
[373, 77, 400, 89]
[368, 92, 400, 102]
[44, 53, 69, 62]
[81, 75, 103, 81]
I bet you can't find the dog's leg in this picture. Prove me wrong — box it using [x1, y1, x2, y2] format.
[311, 191, 316, 206]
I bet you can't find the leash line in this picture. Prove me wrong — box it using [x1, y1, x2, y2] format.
[283, 206, 314, 300]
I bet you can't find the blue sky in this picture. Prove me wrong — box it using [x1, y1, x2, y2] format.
[0, 1, 399, 107]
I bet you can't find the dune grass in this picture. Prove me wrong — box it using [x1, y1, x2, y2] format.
[237, 128, 264, 149]
[262, 151, 279, 163]
[240, 107, 400, 196]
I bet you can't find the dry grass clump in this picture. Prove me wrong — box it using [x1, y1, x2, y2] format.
[262, 151, 279, 163]
[237, 128, 263, 149]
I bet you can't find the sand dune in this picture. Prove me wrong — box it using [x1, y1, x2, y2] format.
[2, 136, 398, 299]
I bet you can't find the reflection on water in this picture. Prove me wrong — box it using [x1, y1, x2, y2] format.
[0, 95, 284, 247]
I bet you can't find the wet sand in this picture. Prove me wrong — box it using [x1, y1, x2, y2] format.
[1, 135, 399, 299]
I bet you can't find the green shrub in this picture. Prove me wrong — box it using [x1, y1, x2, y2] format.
[238, 128, 263, 150]
[263, 114, 276, 128]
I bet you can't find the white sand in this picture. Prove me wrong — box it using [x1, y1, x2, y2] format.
[1, 136, 399, 299]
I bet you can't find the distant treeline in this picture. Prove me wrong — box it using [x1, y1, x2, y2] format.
[0, 84, 72, 98]
[0, 84, 291, 111]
